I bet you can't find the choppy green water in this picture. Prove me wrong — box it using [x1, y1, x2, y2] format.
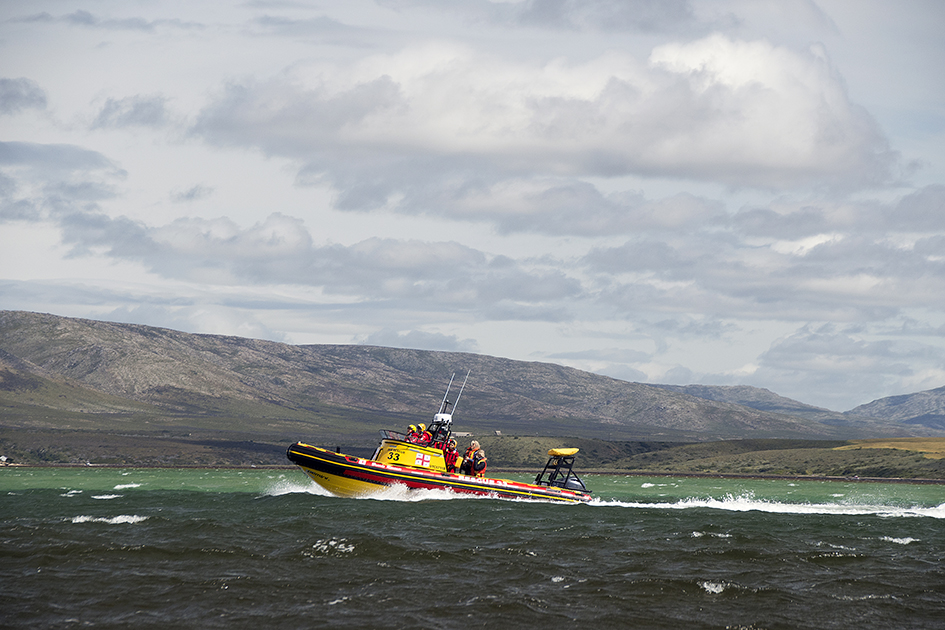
[3, 468, 944, 629]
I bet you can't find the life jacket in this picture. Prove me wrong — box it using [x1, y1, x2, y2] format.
[418, 430, 433, 445]
[443, 448, 459, 472]
[459, 446, 476, 475]
[471, 450, 487, 477]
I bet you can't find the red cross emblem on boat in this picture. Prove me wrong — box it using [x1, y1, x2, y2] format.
[415, 453, 431, 467]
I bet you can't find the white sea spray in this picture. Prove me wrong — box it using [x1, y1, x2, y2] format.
[306, 538, 355, 556]
[262, 478, 334, 497]
[699, 581, 727, 594]
[880, 536, 919, 545]
[592, 494, 945, 518]
[69, 515, 148, 524]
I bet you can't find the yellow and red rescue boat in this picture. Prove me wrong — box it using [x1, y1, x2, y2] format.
[286, 372, 592, 503]
[286, 440, 592, 503]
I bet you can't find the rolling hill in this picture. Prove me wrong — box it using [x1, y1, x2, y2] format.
[0, 310, 939, 466]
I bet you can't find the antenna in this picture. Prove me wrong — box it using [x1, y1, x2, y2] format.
[439, 373, 455, 414]
[451, 370, 470, 414]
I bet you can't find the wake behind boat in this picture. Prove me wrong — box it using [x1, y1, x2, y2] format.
[286, 373, 592, 503]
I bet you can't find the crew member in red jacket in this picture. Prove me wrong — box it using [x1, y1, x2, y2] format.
[417, 423, 433, 445]
[443, 438, 460, 473]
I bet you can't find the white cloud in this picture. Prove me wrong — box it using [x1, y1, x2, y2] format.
[647, 34, 894, 187]
[193, 33, 894, 221]
[358, 328, 479, 352]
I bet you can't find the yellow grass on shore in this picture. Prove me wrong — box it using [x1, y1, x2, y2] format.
[834, 438, 945, 459]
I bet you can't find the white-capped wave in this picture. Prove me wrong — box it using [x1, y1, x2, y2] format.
[274, 479, 500, 502]
[114, 483, 141, 490]
[880, 536, 919, 545]
[262, 478, 335, 497]
[356, 483, 568, 503]
[699, 581, 727, 594]
[91, 494, 122, 500]
[69, 515, 148, 524]
[691, 531, 732, 538]
[60, 490, 82, 497]
[305, 538, 355, 555]
[356, 483, 467, 502]
[592, 495, 945, 518]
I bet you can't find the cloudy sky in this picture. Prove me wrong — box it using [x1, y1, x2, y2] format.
[2, 1, 944, 411]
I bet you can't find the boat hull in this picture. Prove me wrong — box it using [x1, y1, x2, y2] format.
[287, 442, 591, 503]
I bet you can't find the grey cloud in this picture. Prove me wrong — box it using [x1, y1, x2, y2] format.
[583, 240, 690, 275]
[0, 198, 39, 221]
[547, 348, 650, 363]
[101, 305, 287, 342]
[383, 0, 707, 34]
[762, 325, 936, 374]
[0, 142, 124, 222]
[0, 77, 47, 114]
[170, 185, 214, 203]
[752, 324, 945, 410]
[512, 0, 697, 32]
[358, 328, 479, 352]
[475, 268, 582, 303]
[732, 206, 833, 239]
[59, 212, 156, 259]
[594, 364, 648, 382]
[0, 280, 287, 343]
[579, 215, 945, 323]
[55, 211, 584, 319]
[732, 185, 945, 240]
[482, 303, 571, 322]
[889, 185, 945, 231]
[650, 317, 737, 339]
[662, 365, 694, 384]
[402, 180, 725, 236]
[0, 141, 116, 173]
[45, 180, 119, 205]
[0, 279, 183, 311]
[913, 234, 945, 260]
[193, 76, 404, 157]
[252, 14, 378, 43]
[92, 95, 169, 129]
[14, 10, 202, 32]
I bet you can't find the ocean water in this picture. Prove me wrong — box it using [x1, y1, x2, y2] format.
[2, 468, 944, 629]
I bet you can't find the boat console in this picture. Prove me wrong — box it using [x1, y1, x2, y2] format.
[535, 448, 590, 493]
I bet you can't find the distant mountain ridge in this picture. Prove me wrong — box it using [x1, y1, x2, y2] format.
[846, 386, 945, 430]
[0, 311, 938, 445]
[652, 384, 851, 424]
[657, 383, 945, 433]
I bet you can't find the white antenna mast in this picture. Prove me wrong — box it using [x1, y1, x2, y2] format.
[439, 372, 456, 414]
[451, 370, 471, 414]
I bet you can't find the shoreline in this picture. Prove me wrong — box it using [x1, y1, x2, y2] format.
[4, 462, 944, 484]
